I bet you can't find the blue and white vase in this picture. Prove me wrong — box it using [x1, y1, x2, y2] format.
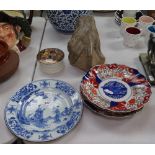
[46, 10, 91, 33]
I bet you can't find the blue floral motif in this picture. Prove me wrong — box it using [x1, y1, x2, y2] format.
[55, 81, 75, 96]
[56, 125, 68, 134]
[61, 107, 72, 116]
[7, 105, 16, 114]
[20, 91, 35, 104]
[63, 10, 71, 14]
[34, 91, 48, 99]
[46, 10, 91, 33]
[38, 133, 52, 141]
[56, 111, 80, 134]
[39, 80, 50, 88]
[10, 83, 37, 102]
[73, 100, 82, 109]
[66, 111, 80, 129]
[8, 117, 33, 139]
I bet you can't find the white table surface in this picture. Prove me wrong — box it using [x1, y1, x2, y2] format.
[24, 16, 155, 144]
[0, 17, 46, 144]
[17, 16, 155, 144]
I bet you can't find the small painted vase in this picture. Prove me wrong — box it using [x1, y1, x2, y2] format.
[46, 10, 91, 33]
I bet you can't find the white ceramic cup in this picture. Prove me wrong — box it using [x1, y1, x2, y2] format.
[145, 25, 155, 44]
[123, 27, 141, 47]
[121, 17, 137, 35]
[138, 15, 155, 35]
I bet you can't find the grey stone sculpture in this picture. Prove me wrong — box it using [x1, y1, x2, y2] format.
[68, 16, 105, 71]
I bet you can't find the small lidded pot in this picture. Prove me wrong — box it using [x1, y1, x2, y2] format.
[0, 40, 9, 65]
[37, 48, 64, 74]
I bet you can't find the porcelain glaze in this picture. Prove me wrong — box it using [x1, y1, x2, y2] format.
[46, 10, 91, 33]
[80, 64, 151, 113]
[5, 79, 83, 142]
[123, 27, 141, 47]
[138, 15, 154, 35]
[114, 10, 143, 26]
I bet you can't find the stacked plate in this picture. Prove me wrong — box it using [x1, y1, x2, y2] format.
[80, 64, 152, 119]
[5, 79, 83, 142]
[114, 10, 143, 25]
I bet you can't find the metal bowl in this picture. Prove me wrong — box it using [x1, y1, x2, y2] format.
[37, 48, 64, 74]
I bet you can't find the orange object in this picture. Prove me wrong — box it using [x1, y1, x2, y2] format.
[0, 40, 9, 65]
[0, 49, 19, 83]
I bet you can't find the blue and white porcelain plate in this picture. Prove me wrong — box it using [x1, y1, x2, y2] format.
[5, 79, 83, 142]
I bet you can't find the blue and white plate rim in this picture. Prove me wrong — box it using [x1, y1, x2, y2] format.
[4, 79, 84, 142]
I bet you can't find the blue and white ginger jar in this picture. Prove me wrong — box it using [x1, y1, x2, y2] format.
[46, 10, 91, 33]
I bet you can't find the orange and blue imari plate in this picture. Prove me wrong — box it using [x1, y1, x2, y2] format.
[80, 64, 152, 113]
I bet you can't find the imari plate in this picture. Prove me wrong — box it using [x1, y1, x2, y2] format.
[81, 90, 143, 119]
[80, 64, 151, 113]
[5, 79, 83, 142]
